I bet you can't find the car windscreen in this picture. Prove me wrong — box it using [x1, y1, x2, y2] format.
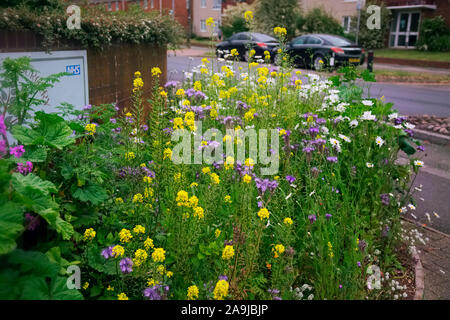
[319, 35, 354, 46]
[252, 33, 277, 42]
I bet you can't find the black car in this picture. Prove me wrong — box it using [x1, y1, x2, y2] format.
[272, 34, 365, 70]
[216, 32, 279, 62]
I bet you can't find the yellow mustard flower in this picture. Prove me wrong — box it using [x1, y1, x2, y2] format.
[222, 245, 235, 260]
[152, 248, 166, 263]
[187, 285, 199, 300]
[213, 280, 229, 300]
[119, 228, 133, 243]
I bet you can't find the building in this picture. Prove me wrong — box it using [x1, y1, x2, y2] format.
[299, 0, 450, 48]
[192, 0, 222, 37]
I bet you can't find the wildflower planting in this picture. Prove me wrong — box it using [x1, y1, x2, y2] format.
[0, 26, 427, 301]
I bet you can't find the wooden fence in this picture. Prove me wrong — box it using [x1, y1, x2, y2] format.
[0, 30, 167, 111]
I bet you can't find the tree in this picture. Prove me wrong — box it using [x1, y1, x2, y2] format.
[297, 7, 344, 36]
[255, 0, 301, 39]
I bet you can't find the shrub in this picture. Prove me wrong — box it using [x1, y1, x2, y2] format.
[297, 7, 344, 36]
[220, 16, 249, 39]
[417, 16, 450, 52]
[255, 0, 300, 38]
[350, 1, 391, 49]
[0, 3, 184, 51]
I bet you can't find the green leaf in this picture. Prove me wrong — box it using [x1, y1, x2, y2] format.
[87, 247, 118, 275]
[0, 269, 21, 299]
[49, 277, 83, 300]
[12, 173, 57, 196]
[61, 164, 74, 180]
[54, 216, 74, 240]
[8, 249, 59, 278]
[0, 201, 24, 255]
[72, 182, 108, 205]
[12, 113, 75, 150]
[398, 136, 416, 155]
[9, 145, 48, 163]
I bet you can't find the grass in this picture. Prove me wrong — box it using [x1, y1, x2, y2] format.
[373, 69, 450, 83]
[374, 49, 450, 63]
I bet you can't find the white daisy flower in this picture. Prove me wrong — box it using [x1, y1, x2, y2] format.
[362, 100, 374, 107]
[361, 111, 376, 121]
[349, 120, 359, 128]
[414, 160, 424, 167]
[338, 134, 351, 142]
[375, 136, 385, 147]
[366, 162, 374, 168]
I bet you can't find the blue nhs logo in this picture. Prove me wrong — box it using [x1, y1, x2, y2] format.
[65, 64, 81, 76]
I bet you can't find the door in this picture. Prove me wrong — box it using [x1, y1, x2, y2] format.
[290, 36, 309, 66]
[390, 11, 420, 48]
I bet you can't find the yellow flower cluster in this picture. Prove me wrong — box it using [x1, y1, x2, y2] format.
[215, 229, 221, 238]
[163, 148, 172, 160]
[273, 244, 285, 258]
[151, 67, 162, 77]
[206, 17, 214, 27]
[152, 247, 166, 263]
[257, 208, 270, 220]
[112, 245, 125, 258]
[244, 10, 253, 22]
[132, 193, 144, 203]
[328, 242, 334, 258]
[144, 237, 154, 250]
[83, 228, 96, 241]
[193, 206, 204, 219]
[283, 217, 293, 225]
[213, 280, 229, 300]
[187, 285, 199, 300]
[222, 245, 235, 260]
[133, 249, 148, 267]
[115, 197, 124, 204]
[193, 81, 202, 91]
[210, 173, 220, 185]
[243, 174, 252, 184]
[230, 49, 239, 57]
[133, 225, 145, 234]
[85, 123, 96, 136]
[274, 26, 287, 36]
[125, 152, 135, 160]
[117, 292, 128, 300]
[224, 195, 232, 204]
[119, 228, 133, 243]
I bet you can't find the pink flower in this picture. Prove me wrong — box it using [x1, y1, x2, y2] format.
[17, 161, 33, 175]
[10, 145, 25, 158]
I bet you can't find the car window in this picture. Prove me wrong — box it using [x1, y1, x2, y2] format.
[237, 34, 250, 40]
[319, 35, 354, 46]
[252, 33, 277, 42]
[306, 36, 322, 45]
[293, 36, 308, 45]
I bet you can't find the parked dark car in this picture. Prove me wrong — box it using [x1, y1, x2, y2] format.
[272, 34, 365, 70]
[216, 32, 279, 61]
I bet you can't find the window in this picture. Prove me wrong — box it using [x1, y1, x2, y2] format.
[200, 20, 207, 32]
[342, 16, 351, 33]
[115, 0, 119, 11]
[389, 11, 420, 48]
[151, 0, 154, 8]
[306, 36, 322, 45]
[213, 0, 221, 9]
[143, 0, 148, 9]
[293, 36, 307, 45]
[201, 0, 207, 8]
[107, 1, 112, 11]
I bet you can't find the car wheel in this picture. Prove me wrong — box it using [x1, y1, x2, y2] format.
[313, 55, 325, 71]
[273, 53, 282, 66]
[244, 50, 250, 62]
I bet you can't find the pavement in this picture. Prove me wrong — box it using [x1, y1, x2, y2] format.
[403, 220, 450, 300]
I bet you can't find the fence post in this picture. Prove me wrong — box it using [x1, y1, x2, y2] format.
[367, 50, 374, 72]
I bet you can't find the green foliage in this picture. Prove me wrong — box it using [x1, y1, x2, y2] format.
[256, 0, 300, 38]
[297, 7, 344, 36]
[221, 16, 249, 39]
[0, 4, 184, 51]
[417, 16, 450, 52]
[351, 1, 391, 49]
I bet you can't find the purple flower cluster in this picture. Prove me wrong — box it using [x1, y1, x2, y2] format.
[254, 178, 278, 195]
[101, 246, 115, 259]
[268, 288, 282, 300]
[120, 257, 133, 274]
[308, 214, 317, 224]
[25, 213, 40, 231]
[17, 161, 33, 175]
[143, 285, 169, 300]
[285, 175, 296, 184]
[380, 193, 390, 206]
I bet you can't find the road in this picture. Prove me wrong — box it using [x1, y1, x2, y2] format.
[167, 55, 450, 117]
[167, 54, 450, 234]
